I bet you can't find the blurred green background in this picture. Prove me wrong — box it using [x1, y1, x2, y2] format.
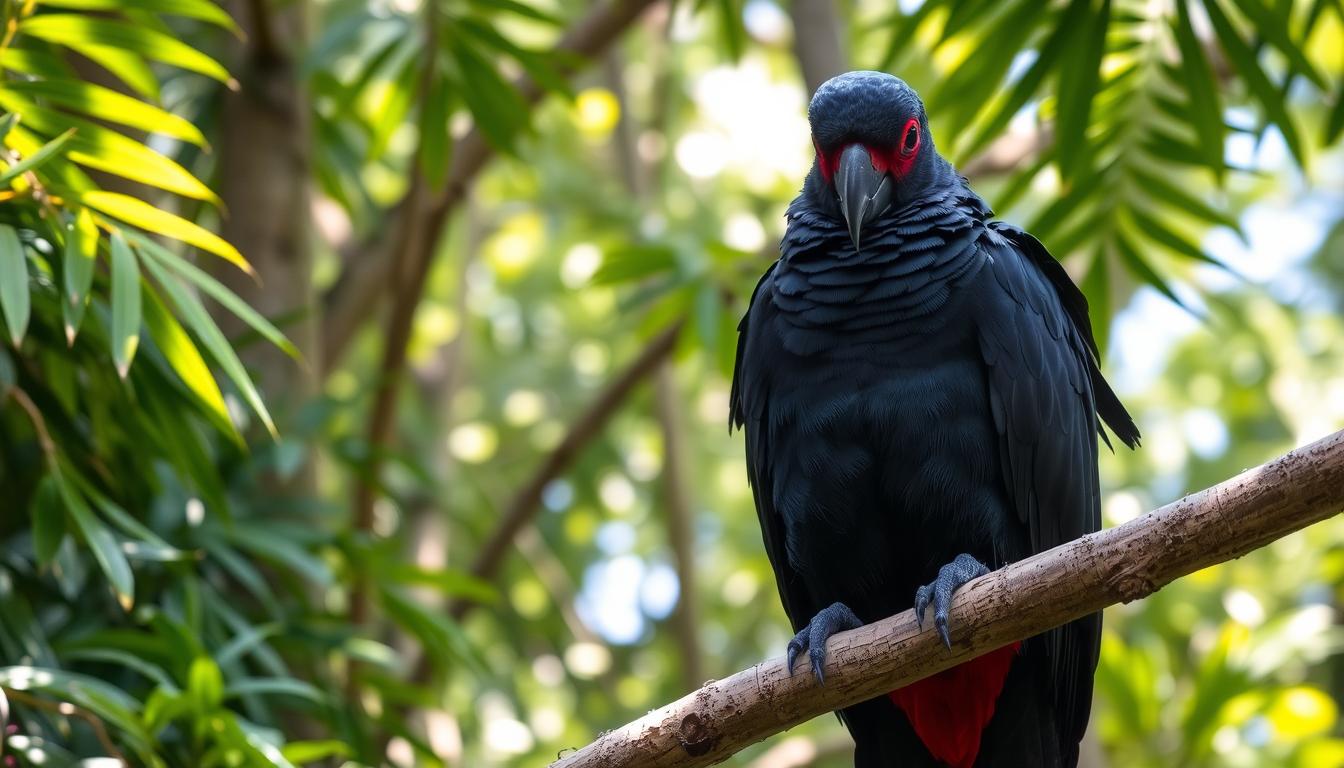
[0, 0, 1342, 765]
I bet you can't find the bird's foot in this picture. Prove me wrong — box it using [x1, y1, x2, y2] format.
[914, 553, 990, 649]
[786, 602, 863, 684]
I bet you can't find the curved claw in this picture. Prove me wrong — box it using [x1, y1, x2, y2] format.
[912, 553, 990, 650]
[784, 602, 863, 684]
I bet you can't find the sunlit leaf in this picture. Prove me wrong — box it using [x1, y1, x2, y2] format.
[142, 281, 235, 440]
[138, 253, 276, 436]
[74, 43, 160, 100]
[37, 0, 240, 33]
[20, 15, 231, 83]
[5, 79, 207, 146]
[62, 208, 98, 342]
[0, 127, 75, 186]
[129, 231, 297, 358]
[1054, 0, 1109, 180]
[81, 191, 248, 272]
[1172, 0, 1226, 179]
[1202, 0, 1307, 167]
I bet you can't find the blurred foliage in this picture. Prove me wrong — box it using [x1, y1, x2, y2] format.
[0, 0, 1342, 766]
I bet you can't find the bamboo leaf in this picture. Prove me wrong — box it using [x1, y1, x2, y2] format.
[109, 231, 141, 377]
[142, 281, 236, 440]
[81, 191, 249, 272]
[418, 63, 451, 189]
[20, 14, 231, 83]
[0, 224, 30, 346]
[1172, 0, 1227, 179]
[1130, 207, 1224, 266]
[1129, 166, 1242, 232]
[128, 231, 298, 358]
[0, 127, 75, 186]
[1226, 0, 1328, 89]
[1054, 0, 1109, 180]
[1112, 228, 1189, 309]
[1325, 85, 1344, 145]
[1202, 0, 1307, 167]
[450, 41, 529, 154]
[57, 467, 135, 610]
[139, 253, 277, 437]
[5, 79, 207, 146]
[0, 113, 18, 144]
[62, 208, 98, 342]
[37, 0, 240, 33]
[31, 475, 66, 565]
[74, 44, 160, 100]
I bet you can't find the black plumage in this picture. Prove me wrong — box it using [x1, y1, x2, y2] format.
[730, 72, 1139, 767]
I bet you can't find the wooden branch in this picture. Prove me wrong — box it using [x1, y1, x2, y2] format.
[551, 428, 1344, 768]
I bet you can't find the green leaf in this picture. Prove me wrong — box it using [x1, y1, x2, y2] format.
[62, 208, 98, 342]
[418, 63, 451, 189]
[37, 0, 240, 33]
[386, 564, 498, 603]
[281, 741, 350, 764]
[57, 467, 135, 610]
[1129, 166, 1242, 232]
[0, 224, 29, 346]
[1081, 246, 1111, 354]
[1054, 0, 1109, 180]
[187, 656, 224, 710]
[466, 0, 563, 25]
[379, 586, 486, 678]
[1202, 0, 1307, 167]
[1226, 0, 1328, 89]
[1130, 207, 1223, 266]
[959, 4, 1075, 161]
[142, 281, 236, 439]
[138, 254, 276, 437]
[74, 43, 160, 100]
[1111, 228, 1188, 309]
[108, 231, 142, 378]
[20, 15, 232, 83]
[30, 475, 66, 565]
[0, 113, 18, 144]
[592, 243, 678, 285]
[0, 127, 75, 186]
[1172, 0, 1226, 179]
[129, 232, 297, 358]
[214, 623, 282, 667]
[5, 80, 207, 146]
[224, 677, 324, 703]
[1325, 85, 1344, 145]
[0, 93, 218, 201]
[81, 191, 248, 272]
[366, 48, 418, 162]
[450, 41, 529, 154]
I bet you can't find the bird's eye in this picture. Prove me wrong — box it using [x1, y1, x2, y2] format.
[901, 119, 920, 155]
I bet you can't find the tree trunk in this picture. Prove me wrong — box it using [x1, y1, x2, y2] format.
[215, 0, 315, 414]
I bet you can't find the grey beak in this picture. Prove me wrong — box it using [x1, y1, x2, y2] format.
[835, 144, 893, 251]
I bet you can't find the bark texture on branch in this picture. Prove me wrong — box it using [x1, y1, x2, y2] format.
[552, 428, 1344, 768]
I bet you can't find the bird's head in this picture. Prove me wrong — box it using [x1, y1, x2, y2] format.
[806, 71, 945, 250]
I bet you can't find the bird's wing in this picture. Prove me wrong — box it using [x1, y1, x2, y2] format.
[974, 222, 1139, 753]
[730, 263, 812, 633]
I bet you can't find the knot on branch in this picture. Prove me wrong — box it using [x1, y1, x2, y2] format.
[677, 712, 719, 757]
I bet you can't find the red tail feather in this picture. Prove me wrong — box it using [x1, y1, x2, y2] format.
[887, 642, 1021, 768]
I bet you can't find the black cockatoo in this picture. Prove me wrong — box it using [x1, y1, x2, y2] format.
[730, 71, 1140, 767]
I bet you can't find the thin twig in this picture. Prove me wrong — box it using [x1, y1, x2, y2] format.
[2, 688, 126, 766]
